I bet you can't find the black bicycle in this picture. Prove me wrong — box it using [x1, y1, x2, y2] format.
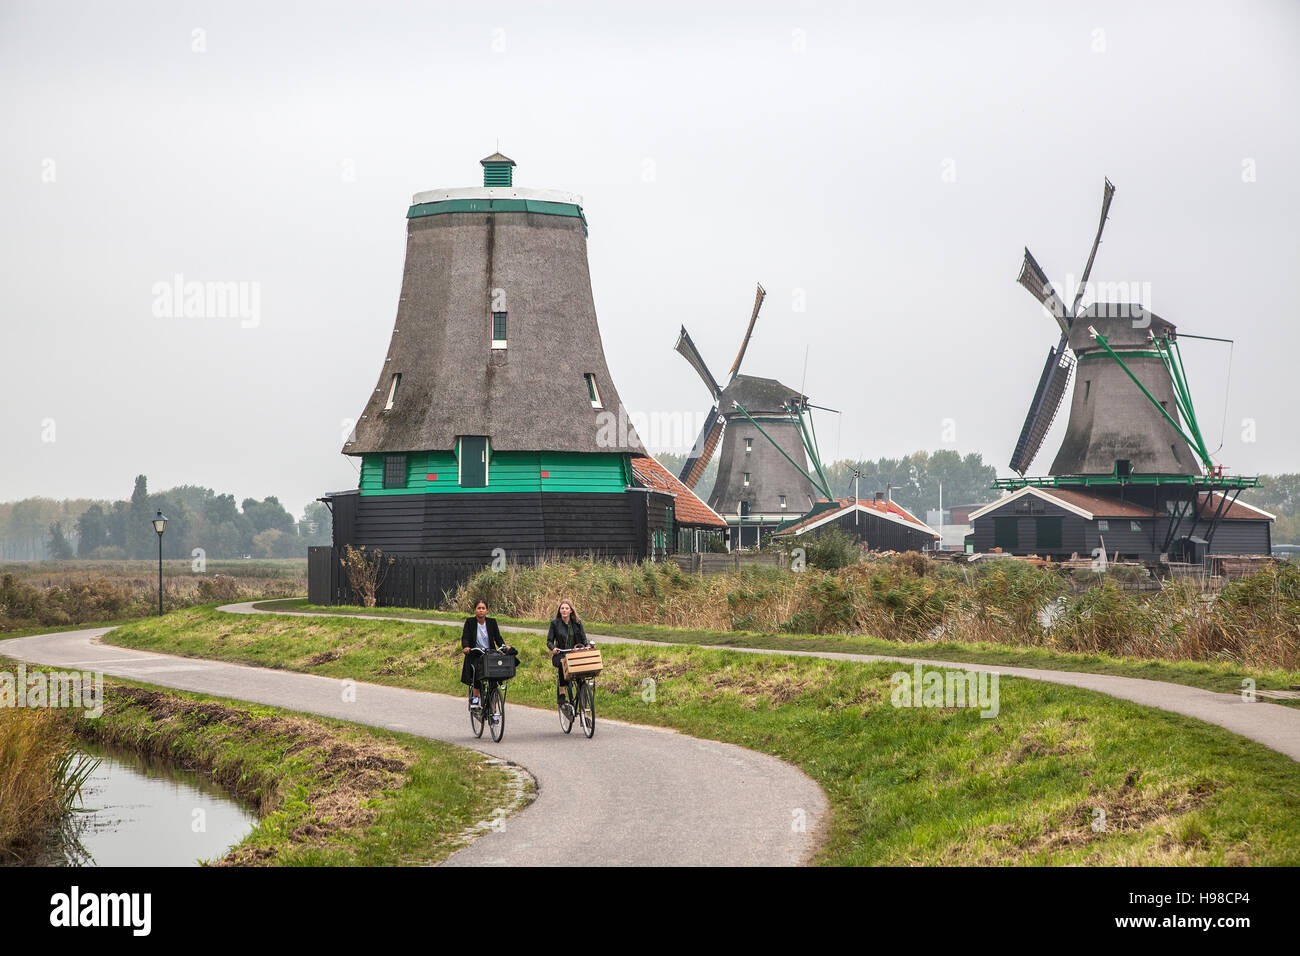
[555, 645, 596, 738]
[467, 647, 514, 742]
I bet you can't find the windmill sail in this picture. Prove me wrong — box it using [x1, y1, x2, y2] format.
[679, 413, 724, 488]
[1017, 248, 1070, 335]
[1009, 335, 1075, 475]
[1069, 178, 1116, 318]
[676, 327, 722, 399]
[727, 283, 766, 381]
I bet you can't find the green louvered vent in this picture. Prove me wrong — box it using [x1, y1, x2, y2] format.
[483, 162, 513, 187]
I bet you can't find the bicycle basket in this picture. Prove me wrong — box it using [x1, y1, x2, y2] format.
[482, 650, 517, 680]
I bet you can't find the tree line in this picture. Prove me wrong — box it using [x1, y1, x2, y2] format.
[0, 476, 332, 561]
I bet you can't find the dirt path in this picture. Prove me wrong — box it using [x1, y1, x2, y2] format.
[221, 602, 1300, 763]
[0, 626, 827, 867]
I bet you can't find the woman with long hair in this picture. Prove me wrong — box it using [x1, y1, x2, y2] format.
[546, 598, 587, 711]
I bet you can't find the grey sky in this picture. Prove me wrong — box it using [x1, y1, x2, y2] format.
[3, 0, 1297, 515]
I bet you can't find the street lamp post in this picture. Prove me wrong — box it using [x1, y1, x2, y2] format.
[152, 510, 168, 616]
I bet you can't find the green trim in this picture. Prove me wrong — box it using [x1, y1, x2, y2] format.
[994, 474, 1259, 491]
[1076, 350, 1163, 360]
[359, 450, 628, 495]
[406, 198, 588, 234]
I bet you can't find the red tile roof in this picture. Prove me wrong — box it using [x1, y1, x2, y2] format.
[630, 456, 727, 528]
[1038, 488, 1158, 518]
[1196, 492, 1275, 521]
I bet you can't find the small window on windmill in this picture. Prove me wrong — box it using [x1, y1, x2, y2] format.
[585, 373, 602, 408]
[382, 454, 407, 490]
[779, 495, 787, 509]
[740, 500, 751, 517]
[745, 438, 753, 454]
[743, 472, 751, 487]
[492, 312, 507, 349]
[1084, 380, 1091, 401]
[1115, 459, 1132, 478]
[384, 373, 401, 411]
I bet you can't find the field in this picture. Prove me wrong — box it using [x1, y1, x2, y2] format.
[0, 559, 306, 634]
[105, 606, 1300, 865]
[447, 554, 1300, 673]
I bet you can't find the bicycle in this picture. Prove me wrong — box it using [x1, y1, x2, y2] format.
[466, 647, 513, 742]
[554, 645, 597, 738]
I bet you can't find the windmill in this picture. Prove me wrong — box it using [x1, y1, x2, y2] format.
[674, 284, 835, 537]
[1010, 179, 1206, 478]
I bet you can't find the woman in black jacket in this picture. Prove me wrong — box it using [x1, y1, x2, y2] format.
[461, 600, 514, 707]
[546, 599, 588, 708]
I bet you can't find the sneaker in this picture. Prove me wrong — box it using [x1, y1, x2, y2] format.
[562, 702, 574, 720]
[470, 697, 482, 710]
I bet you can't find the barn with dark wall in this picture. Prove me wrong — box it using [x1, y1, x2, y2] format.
[968, 486, 1272, 562]
[772, 497, 940, 553]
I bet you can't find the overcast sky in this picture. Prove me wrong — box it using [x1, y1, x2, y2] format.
[3, 0, 1298, 515]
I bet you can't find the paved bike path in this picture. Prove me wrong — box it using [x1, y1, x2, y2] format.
[222, 602, 1300, 763]
[0, 626, 827, 867]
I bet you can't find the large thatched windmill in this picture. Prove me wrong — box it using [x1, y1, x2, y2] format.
[970, 179, 1271, 563]
[311, 151, 723, 598]
[675, 285, 835, 547]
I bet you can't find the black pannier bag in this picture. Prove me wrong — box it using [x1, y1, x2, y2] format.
[482, 649, 517, 680]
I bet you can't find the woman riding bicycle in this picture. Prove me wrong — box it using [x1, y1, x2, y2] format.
[460, 599, 514, 709]
[547, 599, 588, 711]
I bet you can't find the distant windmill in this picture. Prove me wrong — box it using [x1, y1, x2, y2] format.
[1010, 179, 1208, 478]
[675, 284, 835, 530]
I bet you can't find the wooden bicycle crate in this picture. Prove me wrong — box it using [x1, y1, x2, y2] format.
[562, 647, 603, 680]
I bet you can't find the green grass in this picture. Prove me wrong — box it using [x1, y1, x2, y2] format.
[2, 656, 518, 866]
[252, 598, 1300, 704]
[108, 606, 1300, 865]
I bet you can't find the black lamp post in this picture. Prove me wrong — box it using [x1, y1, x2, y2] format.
[152, 510, 168, 615]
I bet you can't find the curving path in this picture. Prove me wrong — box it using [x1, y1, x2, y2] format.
[221, 602, 1300, 764]
[0, 624, 827, 867]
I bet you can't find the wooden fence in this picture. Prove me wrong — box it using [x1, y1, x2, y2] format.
[308, 547, 483, 609]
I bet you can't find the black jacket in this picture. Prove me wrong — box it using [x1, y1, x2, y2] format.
[546, 617, 587, 652]
[461, 616, 506, 685]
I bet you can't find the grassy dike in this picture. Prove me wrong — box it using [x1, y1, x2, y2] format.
[107, 606, 1300, 865]
[0, 657, 521, 866]
[255, 599, 1300, 704]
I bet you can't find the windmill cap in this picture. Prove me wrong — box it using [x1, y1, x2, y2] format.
[480, 151, 517, 166]
[1070, 305, 1174, 350]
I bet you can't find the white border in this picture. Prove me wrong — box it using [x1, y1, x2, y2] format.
[411, 185, 584, 206]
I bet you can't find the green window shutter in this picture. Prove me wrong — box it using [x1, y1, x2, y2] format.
[483, 163, 513, 187]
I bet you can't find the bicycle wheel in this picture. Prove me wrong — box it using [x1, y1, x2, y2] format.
[558, 683, 575, 734]
[577, 680, 595, 738]
[469, 684, 485, 738]
[488, 684, 506, 742]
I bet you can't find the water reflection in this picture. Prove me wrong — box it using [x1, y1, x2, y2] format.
[32, 742, 258, 867]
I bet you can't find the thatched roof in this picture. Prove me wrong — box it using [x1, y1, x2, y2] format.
[345, 192, 644, 456]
